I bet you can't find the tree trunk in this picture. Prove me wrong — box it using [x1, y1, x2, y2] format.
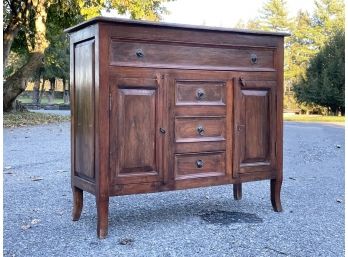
[63, 79, 70, 104]
[3, 0, 50, 112]
[32, 77, 40, 104]
[3, 52, 45, 111]
[48, 80, 53, 104]
[48, 78, 56, 104]
[39, 78, 46, 102]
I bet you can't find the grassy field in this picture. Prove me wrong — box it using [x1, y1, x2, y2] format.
[17, 96, 65, 104]
[3, 110, 344, 128]
[4, 111, 70, 128]
[284, 113, 345, 123]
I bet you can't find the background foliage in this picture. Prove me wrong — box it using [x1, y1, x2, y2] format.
[237, 0, 345, 115]
[3, 0, 345, 115]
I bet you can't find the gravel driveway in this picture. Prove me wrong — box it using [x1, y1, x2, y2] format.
[3, 121, 344, 257]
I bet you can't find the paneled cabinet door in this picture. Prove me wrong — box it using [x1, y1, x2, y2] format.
[109, 75, 166, 185]
[233, 77, 277, 177]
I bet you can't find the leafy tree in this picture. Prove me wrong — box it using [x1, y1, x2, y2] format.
[3, 0, 172, 112]
[78, 0, 170, 20]
[284, 10, 317, 112]
[3, 0, 32, 67]
[4, 0, 52, 112]
[293, 31, 345, 114]
[33, 1, 80, 104]
[237, 0, 345, 114]
[312, 0, 345, 49]
[286, 11, 316, 83]
[235, 0, 292, 32]
[259, 0, 293, 32]
[291, 0, 345, 113]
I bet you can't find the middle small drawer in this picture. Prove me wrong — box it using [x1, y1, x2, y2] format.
[174, 116, 226, 153]
[175, 117, 225, 141]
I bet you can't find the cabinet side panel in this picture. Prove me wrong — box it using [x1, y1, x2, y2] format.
[74, 39, 95, 180]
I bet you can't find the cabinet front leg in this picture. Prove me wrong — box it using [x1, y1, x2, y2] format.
[271, 179, 283, 212]
[233, 183, 242, 200]
[72, 186, 83, 221]
[96, 196, 109, 239]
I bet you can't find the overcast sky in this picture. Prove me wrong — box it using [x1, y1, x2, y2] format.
[162, 0, 315, 27]
[103, 0, 316, 28]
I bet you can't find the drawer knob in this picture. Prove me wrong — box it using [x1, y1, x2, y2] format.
[196, 160, 204, 168]
[197, 125, 205, 136]
[136, 49, 144, 58]
[196, 89, 205, 100]
[250, 53, 257, 64]
[159, 127, 166, 134]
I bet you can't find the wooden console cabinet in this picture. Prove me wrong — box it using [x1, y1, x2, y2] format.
[65, 17, 288, 238]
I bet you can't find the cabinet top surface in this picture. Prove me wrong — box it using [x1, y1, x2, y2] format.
[65, 16, 290, 37]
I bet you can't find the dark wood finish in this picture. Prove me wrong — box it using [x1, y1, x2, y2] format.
[175, 80, 226, 106]
[271, 179, 282, 212]
[109, 77, 164, 185]
[233, 79, 276, 177]
[110, 40, 274, 70]
[72, 187, 83, 220]
[233, 183, 242, 200]
[65, 16, 290, 37]
[67, 17, 286, 238]
[174, 152, 226, 180]
[74, 39, 95, 180]
[175, 140, 226, 154]
[272, 37, 285, 213]
[175, 116, 226, 141]
[96, 24, 110, 239]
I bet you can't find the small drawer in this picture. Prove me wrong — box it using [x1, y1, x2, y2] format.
[175, 80, 226, 106]
[175, 152, 226, 179]
[175, 117, 225, 142]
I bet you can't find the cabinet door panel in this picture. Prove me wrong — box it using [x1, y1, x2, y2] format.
[242, 90, 270, 162]
[234, 78, 276, 176]
[110, 77, 164, 184]
[120, 88, 156, 173]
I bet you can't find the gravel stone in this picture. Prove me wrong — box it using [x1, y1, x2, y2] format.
[4, 121, 344, 257]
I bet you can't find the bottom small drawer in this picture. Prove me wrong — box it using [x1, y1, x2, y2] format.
[174, 152, 226, 180]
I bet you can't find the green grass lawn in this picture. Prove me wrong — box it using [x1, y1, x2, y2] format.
[284, 113, 345, 123]
[4, 109, 344, 128]
[4, 111, 70, 128]
[17, 96, 65, 104]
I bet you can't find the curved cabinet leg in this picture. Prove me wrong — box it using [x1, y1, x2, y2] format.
[233, 183, 242, 200]
[96, 197, 109, 239]
[271, 179, 283, 212]
[72, 187, 83, 221]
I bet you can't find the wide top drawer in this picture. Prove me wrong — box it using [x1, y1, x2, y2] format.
[110, 40, 275, 71]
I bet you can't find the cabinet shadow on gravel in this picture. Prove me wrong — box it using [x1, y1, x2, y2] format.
[105, 197, 264, 230]
[199, 210, 263, 225]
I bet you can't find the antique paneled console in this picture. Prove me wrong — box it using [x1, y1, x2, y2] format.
[65, 17, 288, 238]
